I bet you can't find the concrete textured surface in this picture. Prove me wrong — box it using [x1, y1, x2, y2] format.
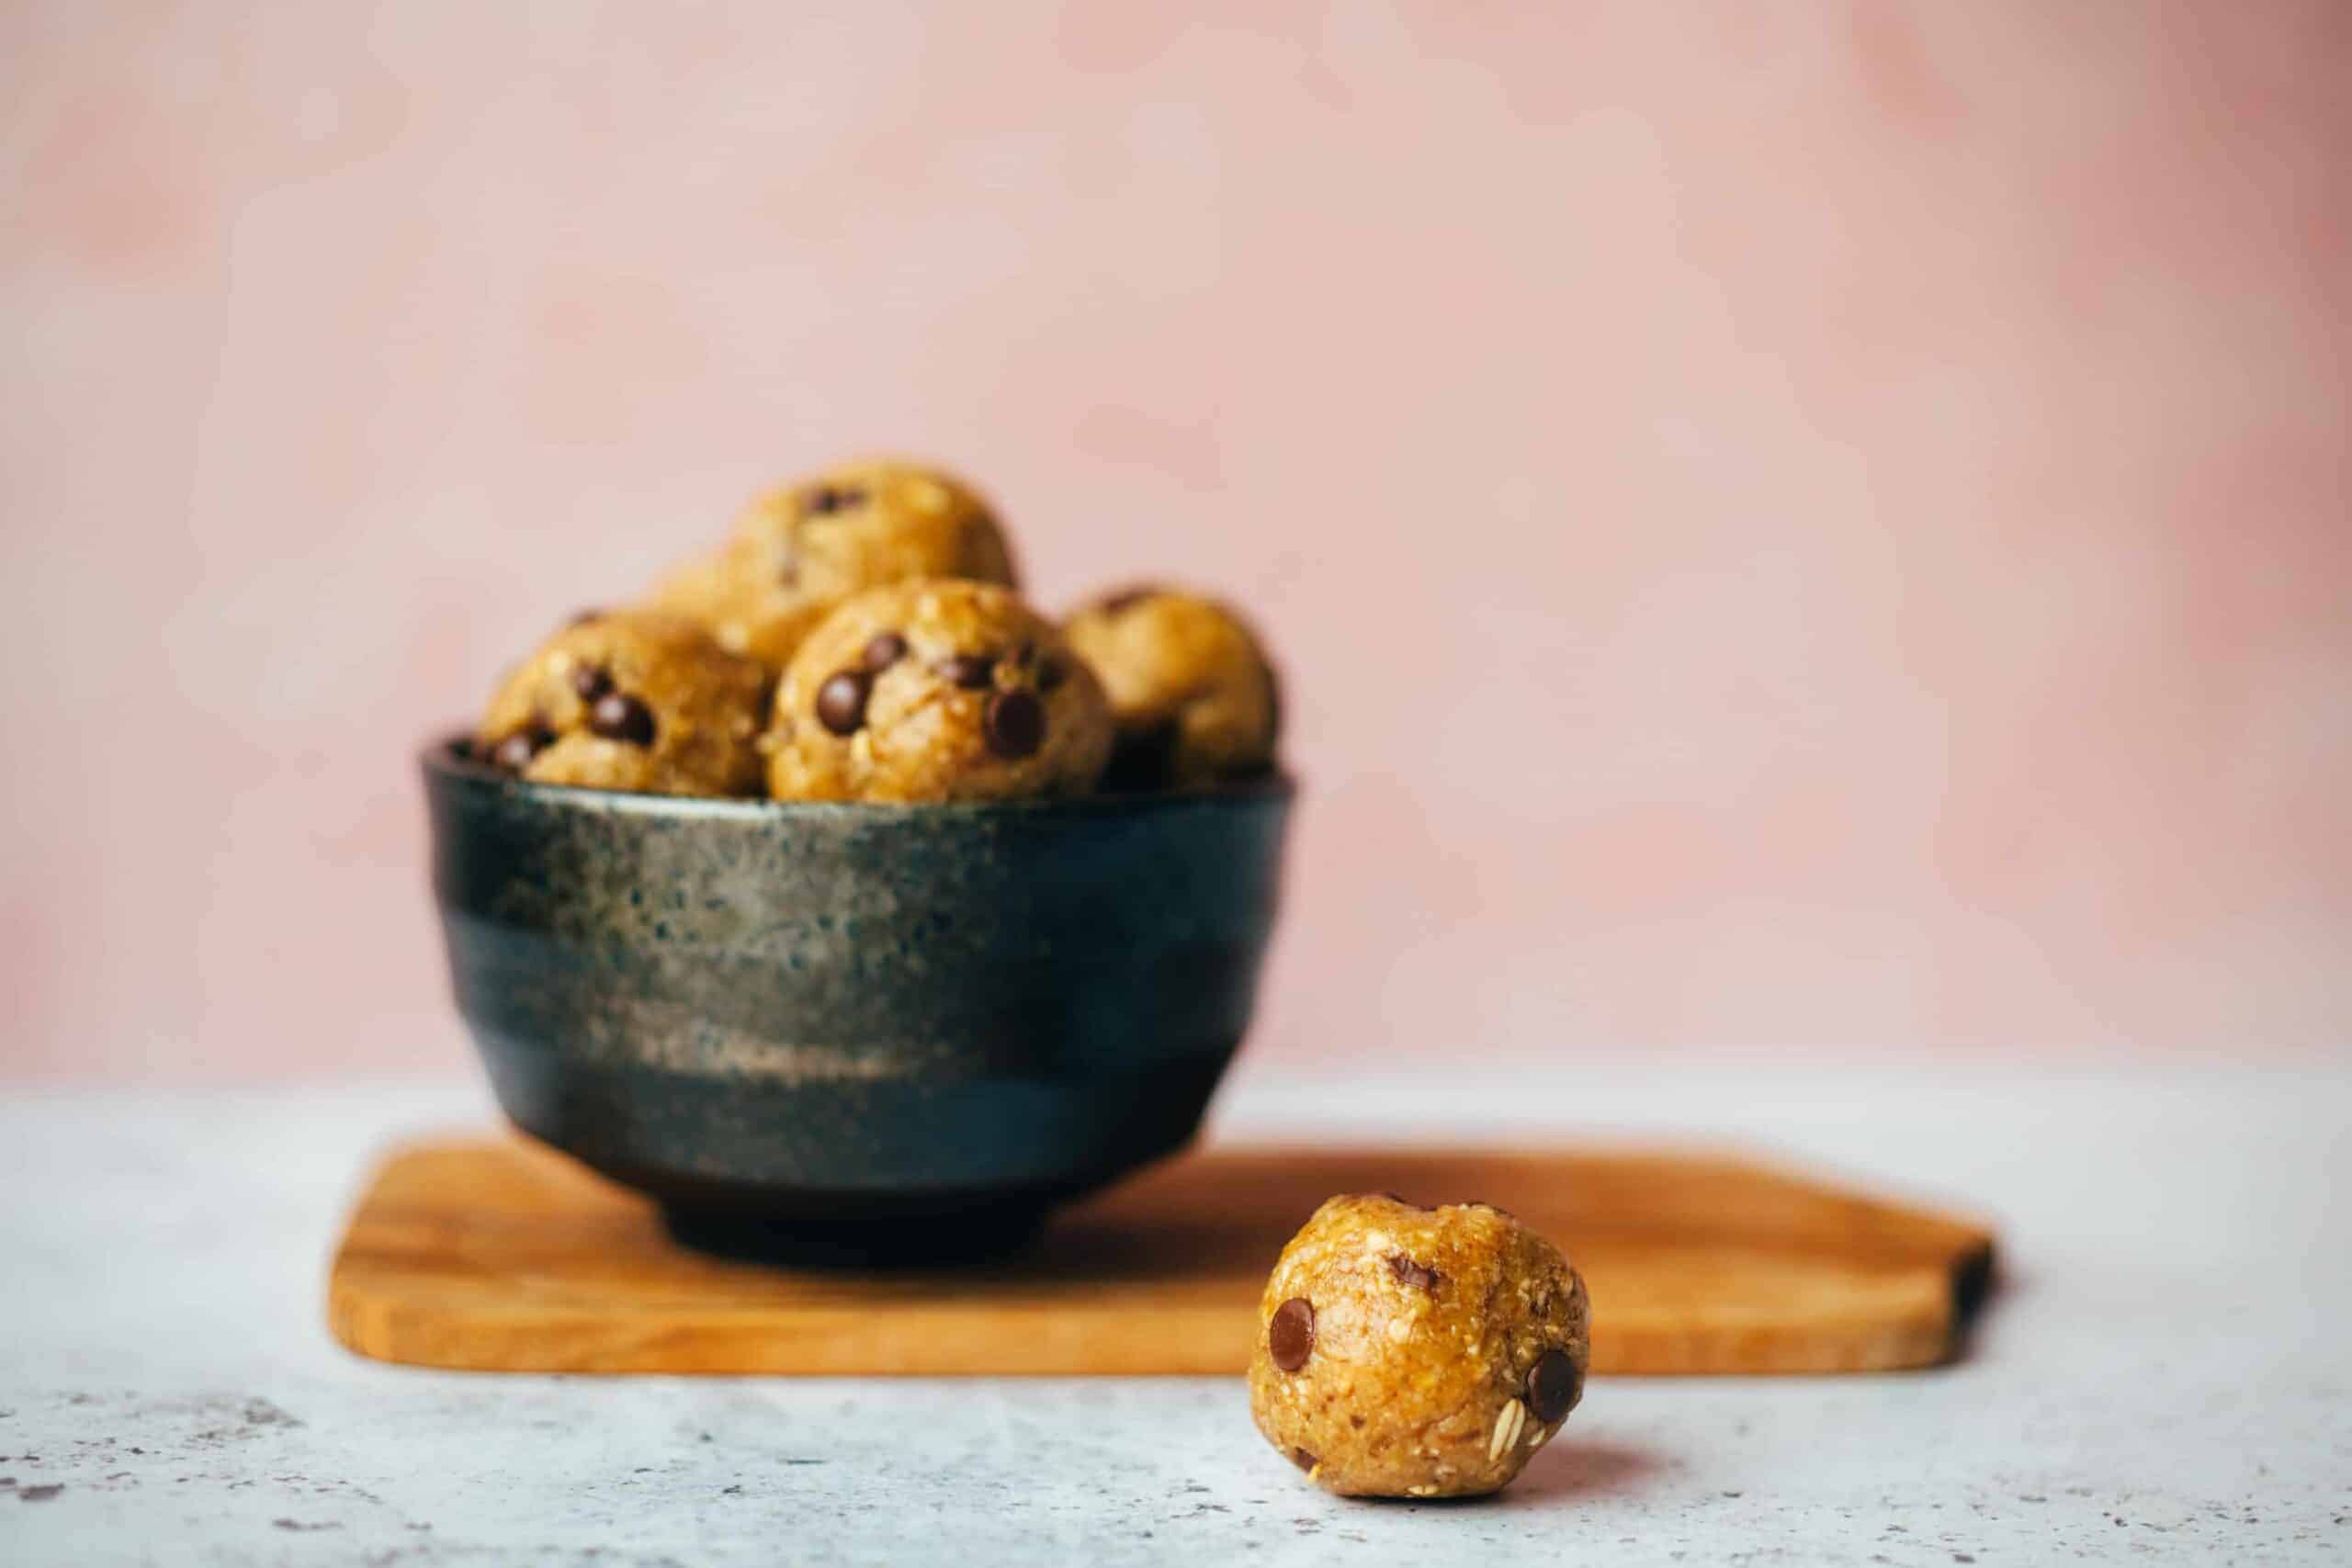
[2, 1059, 2347, 1564]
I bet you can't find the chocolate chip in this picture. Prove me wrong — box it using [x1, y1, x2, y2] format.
[1289, 1448, 1317, 1472]
[570, 664, 613, 702]
[1035, 658, 1067, 692]
[815, 670, 872, 736]
[567, 607, 603, 626]
[1526, 1348, 1581, 1425]
[589, 692, 657, 746]
[983, 689, 1046, 759]
[1007, 640, 1058, 687]
[861, 631, 908, 672]
[1268, 1297, 1315, 1372]
[804, 484, 866, 516]
[936, 653, 994, 690]
[1095, 584, 1160, 615]
[489, 723, 554, 773]
[1386, 1254, 1442, 1293]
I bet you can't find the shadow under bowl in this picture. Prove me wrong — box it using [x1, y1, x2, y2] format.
[422, 738, 1293, 1261]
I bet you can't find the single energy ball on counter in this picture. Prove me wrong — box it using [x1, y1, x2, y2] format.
[1248, 1193, 1590, 1499]
[1062, 586, 1280, 789]
[765, 579, 1114, 803]
[650, 457, 1021, 670]
[474, 609, 771, 797]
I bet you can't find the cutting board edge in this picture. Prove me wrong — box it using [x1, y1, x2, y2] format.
[323, 1134, 1999, 1378]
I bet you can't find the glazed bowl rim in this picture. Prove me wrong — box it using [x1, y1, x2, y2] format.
[420, 732, 1295, 823]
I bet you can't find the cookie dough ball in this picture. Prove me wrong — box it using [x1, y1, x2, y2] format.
[1248, 1194, 1590, 1499]
[476, 610, 770, 797]
[650, 458, 1020, 670]
[765, 579, 1114, 803]
[1062, 587, 1279, 789]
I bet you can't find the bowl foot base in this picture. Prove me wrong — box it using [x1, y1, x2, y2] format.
[659, 1201, 1049, 1269]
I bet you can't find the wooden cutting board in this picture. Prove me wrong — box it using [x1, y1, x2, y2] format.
[328, 1136, 1995, 1376]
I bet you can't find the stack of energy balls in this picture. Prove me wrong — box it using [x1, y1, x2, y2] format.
[473, 457, 1282, 803]
[472, 463, 1598, 1500]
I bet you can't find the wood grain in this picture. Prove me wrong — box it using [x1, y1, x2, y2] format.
[328, 1138, 1996, 1376]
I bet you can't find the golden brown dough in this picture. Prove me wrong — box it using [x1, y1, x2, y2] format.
[1062, 586, 1279, 789]
[475, 610, 770, 797]
[650, 458, 1019, 671]
[764, 580, 1113, 804]
[1248, 1194, 1590, 1498]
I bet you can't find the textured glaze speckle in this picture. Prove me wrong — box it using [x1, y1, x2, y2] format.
[423, 739, 1291, 1249]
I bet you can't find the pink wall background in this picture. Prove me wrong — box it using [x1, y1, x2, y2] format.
[3, 3, 2346, 1078]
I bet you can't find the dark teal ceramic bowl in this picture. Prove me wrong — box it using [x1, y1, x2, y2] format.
[423, 738, 1291, 1258]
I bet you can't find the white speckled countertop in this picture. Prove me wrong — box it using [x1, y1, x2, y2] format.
[3, 1057, 2346, 1565]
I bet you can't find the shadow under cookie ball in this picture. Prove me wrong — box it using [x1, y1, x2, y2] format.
[1063, 586, 1280, 790]
[475, 610, 770, 798]
[765, 579, 1113, 804]
[650, 458, 1021, 671]
[1248, 1194, 1590, 1499]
